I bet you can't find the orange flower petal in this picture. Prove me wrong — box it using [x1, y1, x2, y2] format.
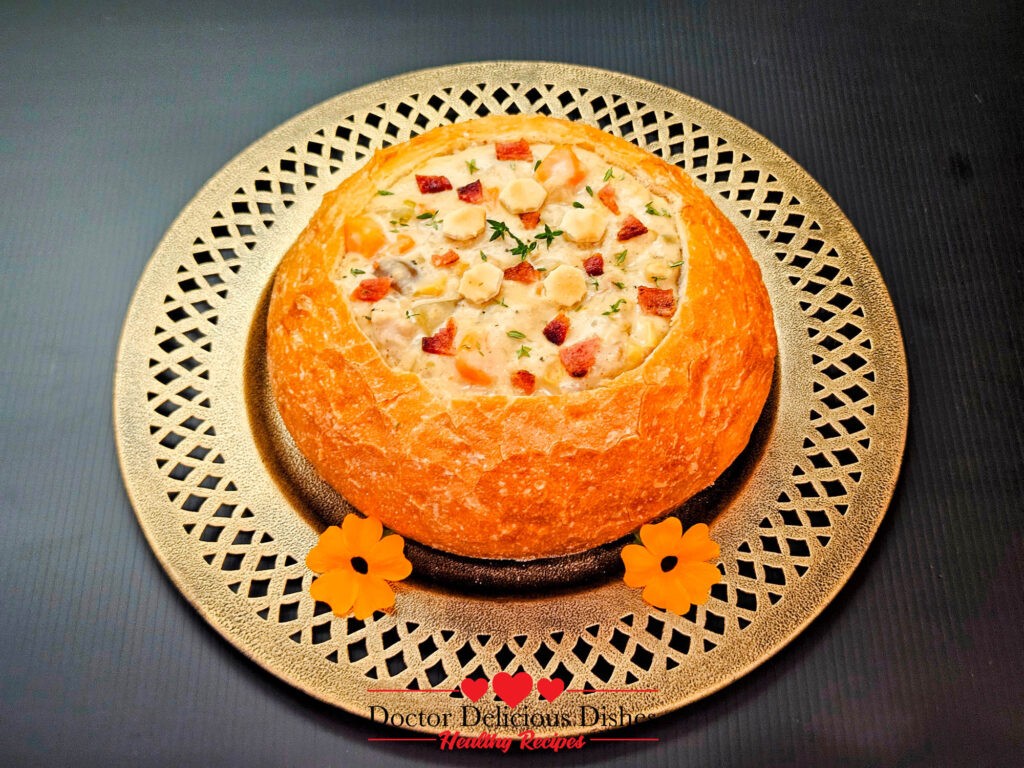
[621, 543, 658, 588]
[639, 517, 683, 559]
[353, 575, 395, 620]
[305, 526, 351, 574]
[677, 523, 720, 563]
[341, 514, 384, 554]
[640, 577, 670, 611]
[366, 534, 412, 582]
[663, 573, 697, 615]
[309, 569, 358, 616]
[676, 561, 721, 605]
[642, 573, 692, 615]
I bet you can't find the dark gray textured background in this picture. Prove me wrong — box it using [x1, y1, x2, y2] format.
[2, 2, 1022, 766]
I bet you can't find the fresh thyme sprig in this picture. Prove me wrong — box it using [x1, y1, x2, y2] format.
[488, 219, 511, 241]
[602, 299, 626, 316]
[534, 223, 563, 248]
[417, 210, 441, 229]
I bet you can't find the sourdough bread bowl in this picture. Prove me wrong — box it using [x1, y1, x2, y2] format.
[266, 114, 776, 560]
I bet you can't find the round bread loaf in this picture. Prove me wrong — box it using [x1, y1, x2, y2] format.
[267, 115, 776, 559]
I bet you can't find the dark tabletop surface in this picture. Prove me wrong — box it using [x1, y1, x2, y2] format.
[2, 2, 1022, 766]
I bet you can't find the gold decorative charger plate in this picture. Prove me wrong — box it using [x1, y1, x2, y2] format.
[114, 62, 908, 737]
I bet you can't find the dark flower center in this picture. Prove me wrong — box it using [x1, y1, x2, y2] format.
[660, 555, 678, 572]
[351, 556, 369, 575]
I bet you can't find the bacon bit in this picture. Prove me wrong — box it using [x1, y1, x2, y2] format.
[432, 249, 460, 268]
[511, 370, 536, 394]
[617, 215, 648, 241]
[503, 261, 540, 284]
[559, 337, 600, 378]
[597, 184, 619, 214]
[496, 139, 533, 161]
[421, 318, 456, 355]
[543, 313, 570, 346]
[351, 277, 392, 302]
[416, 175, 453, 194]
[457, 179, 484, 204]
[638, 286, 677, 317]
[583, 254, 604, 276]
[519, 211, 541, 229]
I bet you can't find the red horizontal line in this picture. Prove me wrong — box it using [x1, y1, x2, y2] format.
[590, 738, 661, 742]
[368, 687, 656, 694]
[367, 737, 437, 742]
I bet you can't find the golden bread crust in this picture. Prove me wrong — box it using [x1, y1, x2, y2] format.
[267, 115, 776, 559]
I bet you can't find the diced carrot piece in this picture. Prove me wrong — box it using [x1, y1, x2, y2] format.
[597, 184, 619, 214]
[395, 234, 416, 253]
[535, 146, 586, 191]
[455, 355, 494, 385]
[344, 215, 386, 257]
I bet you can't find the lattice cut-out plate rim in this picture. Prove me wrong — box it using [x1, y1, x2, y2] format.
[114, 61, 908, 737]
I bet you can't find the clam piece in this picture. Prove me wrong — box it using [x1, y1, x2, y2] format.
[374, 257, 419, 292]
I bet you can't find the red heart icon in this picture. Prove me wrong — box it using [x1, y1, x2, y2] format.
[536, 677, 565, 703]
[460, 677, 489, 702]
[492, 671, 533, 709]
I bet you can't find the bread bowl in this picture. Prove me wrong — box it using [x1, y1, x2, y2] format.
[266, 114, 776, 560]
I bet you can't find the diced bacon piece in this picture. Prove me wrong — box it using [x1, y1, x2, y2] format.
[597, 184, 619, 214]
[503, 261, 540, 283]
[542, 313, 570, 346]
[519, 211, 541, 229]
[511, 370, 536, 394]
[457, 179, 484, 204]
[638, 286, 677, 317]
[496, 139, 533, 161]
[559, 337, 600, 378]
[432, 249, 460, 267]
[351, 277, 392, 302]
[583, 254, 604, 276]
[421, 318, 456, 355]
[617, 215, 648, 241]
[416, 174, 452, 194]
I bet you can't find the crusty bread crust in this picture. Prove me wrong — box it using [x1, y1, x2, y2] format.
[266, 115, 776, 559]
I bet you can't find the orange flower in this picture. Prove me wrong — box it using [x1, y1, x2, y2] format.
[621, 518, 721, 614]
[306, 515, 412, 620]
